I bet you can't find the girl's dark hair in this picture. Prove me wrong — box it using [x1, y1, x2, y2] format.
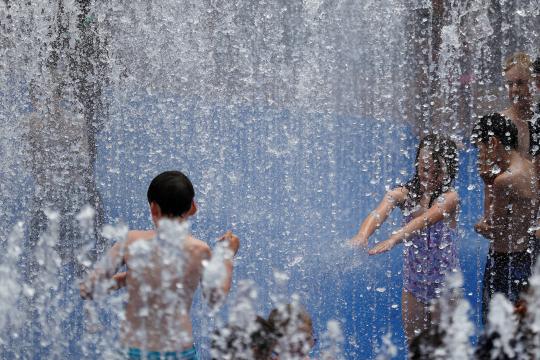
[402, 134, 458, 209]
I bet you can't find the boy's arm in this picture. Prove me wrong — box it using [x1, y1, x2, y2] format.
[111, 272, 128, 290]
[217, 231, 239, 296]
[350, 187, 407, 246]
[369, 191, 458, 255]
[80, 240, 126, 300]
[201, 231, 240, 307]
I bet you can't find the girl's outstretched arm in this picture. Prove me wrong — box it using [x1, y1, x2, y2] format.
[369, 191, 458, 255]
[349, 187, 408, 246]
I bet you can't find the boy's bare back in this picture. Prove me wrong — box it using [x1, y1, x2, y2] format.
[121, 229, 211, 351]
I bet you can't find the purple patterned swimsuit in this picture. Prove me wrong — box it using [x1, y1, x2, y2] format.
[402, 215, 459, 304]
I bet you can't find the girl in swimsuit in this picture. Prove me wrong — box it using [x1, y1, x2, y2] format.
[350, 134, 460, 346]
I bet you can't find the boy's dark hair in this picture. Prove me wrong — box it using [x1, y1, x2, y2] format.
[147, 171, 194, 217]
[403, 134, 458, 209]
[471, 113, 518, 150]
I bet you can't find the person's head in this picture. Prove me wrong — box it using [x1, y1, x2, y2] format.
[409, 327, 445, 360]
[268, 304, 315, 358]
[405, 134, 458, 208]
[147, 171, 196, 226]
[503, 52, 533, 109]
[250, 316, 276, 360]
[471, 113, 518, 172]
[210, 317, 275, 360]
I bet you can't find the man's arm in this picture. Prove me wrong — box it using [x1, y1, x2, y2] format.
[533, 157, 540, 239]
[480, 170, 537, 239]
[507, 165, 537, 200]
[474, 184, 495, 238]
[474, 157, 499, 237]
[482, 185, 494, 222]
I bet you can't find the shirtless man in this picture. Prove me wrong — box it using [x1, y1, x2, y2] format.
[534, 57, 540, 114]
[501, 54, 540, 256]
[501, 52, 538, 159]
[80, 171, 239, 359]
[472, 113, 538, 323]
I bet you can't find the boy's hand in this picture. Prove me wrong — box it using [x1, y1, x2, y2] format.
[219, 231, 240, 256]
[368, 238, 396, 255]
[515, 298, 528, 317]
[111, 272, 127, 290]
[80, 282, 93, 300]
[349, 233, 368, 247]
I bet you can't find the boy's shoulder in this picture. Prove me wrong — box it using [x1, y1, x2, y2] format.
[184, 235, 212, 257]
[124, 230, 211, 258]
[126, 230, 155, 244]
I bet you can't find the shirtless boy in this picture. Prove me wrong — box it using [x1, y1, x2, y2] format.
[80, 171, 239, 359]
[472, 113, 538, 322]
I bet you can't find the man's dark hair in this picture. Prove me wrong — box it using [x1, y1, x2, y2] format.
[533, 56, 540, 75]
[147, 171, 194, 217]
[471, 113, 518, 150]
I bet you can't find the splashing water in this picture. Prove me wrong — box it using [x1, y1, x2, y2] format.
[0, 0, 539, 358]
